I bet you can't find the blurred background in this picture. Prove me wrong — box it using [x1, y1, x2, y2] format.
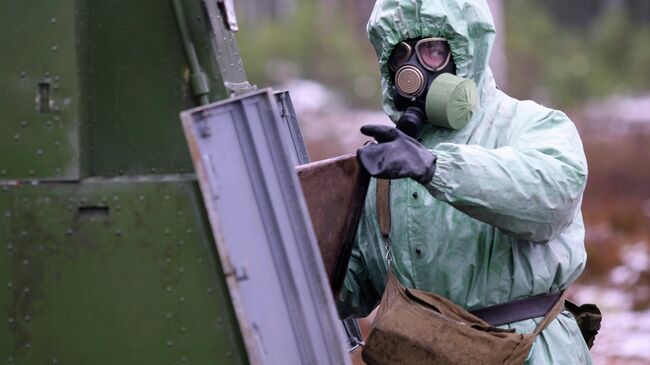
[235, 1, 650, 364]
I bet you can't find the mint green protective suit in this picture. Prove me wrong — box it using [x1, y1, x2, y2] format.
[338, 1, 593, 363]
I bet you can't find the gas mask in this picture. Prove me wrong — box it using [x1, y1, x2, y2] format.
[389, 38, 478, 137]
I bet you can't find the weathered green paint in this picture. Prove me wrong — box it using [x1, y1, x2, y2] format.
[0, 179, 248, 364]
[0, 0, 247, 179]
[0, 0, 81, 181]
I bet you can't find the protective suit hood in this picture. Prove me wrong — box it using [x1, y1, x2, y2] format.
[367, 0, 496, 123]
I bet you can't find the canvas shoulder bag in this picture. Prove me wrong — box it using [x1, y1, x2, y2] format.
[361, 179, 568, 365]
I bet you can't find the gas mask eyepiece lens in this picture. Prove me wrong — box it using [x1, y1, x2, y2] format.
[388, 42, 412, 72]
[415, 38, 451, 71]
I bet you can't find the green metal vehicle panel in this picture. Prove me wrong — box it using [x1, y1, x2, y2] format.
[0, 179, 248, 364]
[0, 0, 81, 181]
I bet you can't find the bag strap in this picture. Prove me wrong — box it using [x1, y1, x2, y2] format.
[376, 179, 391, 238]
[532, 290, 568, 336]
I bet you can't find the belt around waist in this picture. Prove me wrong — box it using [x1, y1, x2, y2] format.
[470, 291, 564, 327]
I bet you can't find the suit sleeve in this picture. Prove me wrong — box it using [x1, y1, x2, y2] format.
[425, 106, 587, 242]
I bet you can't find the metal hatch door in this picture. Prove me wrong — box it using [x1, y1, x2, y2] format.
[181, 89, 351, 365]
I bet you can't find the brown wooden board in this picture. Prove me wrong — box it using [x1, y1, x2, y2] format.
[296, 153, 370, 294]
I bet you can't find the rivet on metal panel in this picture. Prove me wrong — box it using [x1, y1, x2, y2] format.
[21, 198, 28, 204]
[180, 325, 187, 333]
[23, 287, 30, 293]
[119, 170, 125, 175]
[45, 71, 51, 77]
[8, 317, 14, 324]
[55, 167, 61, 175]
[179, 296, 186, 303]
[29, 169, 35, 176]
[113, 196, 119, 202]
[115, 229, 122, 236]
[25, 342, 32, 350]
[139, 195, 145, 202]
[1, 169, 6, 176]
[24, 315, 31, 322]
[178, 240, 184, 246]
[20, 71, 27, 78]
[197, 259, 203, 265]
[44, 197, 50, 203]
[164, 194, 171, 201]
[8, 356, 15, 362]
[206, 287, 213, 295]
[39, 245, 45, 251]
[51, 45, 58, 52]
[7, 244, 13, 251]
[50, 18, 57, 24]
[46, 120, 53, 128]
[166, 286, 173, 293]
[21, 230, 27, 236]
[66, 229, 73, 236]
[166, 340, 174, 347]
[217, 317, 223, 324]
[178, 267, 185, 273]
[21, 121, 27, 128]
[181, 355, 188, 363]
[165, 229, 171, 235]
[68, 197, 75, 203]
[52, 358, 59, 364]
[177, 210, 183, 217]
[150, 168, 157, 173]
[115, 204, 122, 212]
[23, 260, 29, 266]
[166, 312, 173, 320]
[186, 228, 193, 235]
[13, 134, 20, 141]
[7, 281, 12, 288]
[165, 257, 172, 264]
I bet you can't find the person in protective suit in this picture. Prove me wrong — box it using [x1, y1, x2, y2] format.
[338, 0, 593, 363]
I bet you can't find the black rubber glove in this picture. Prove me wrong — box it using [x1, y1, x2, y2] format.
[357, 124, 437, 184]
